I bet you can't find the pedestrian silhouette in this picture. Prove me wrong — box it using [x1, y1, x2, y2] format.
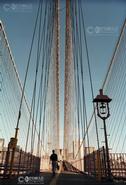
[50, 150, 58, 176]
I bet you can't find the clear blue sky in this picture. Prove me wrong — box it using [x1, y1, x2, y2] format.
[0, 0, 125, 106]
[0, 0, 126, 151]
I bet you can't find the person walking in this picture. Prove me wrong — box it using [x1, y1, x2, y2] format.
[50, 150, 58, 176]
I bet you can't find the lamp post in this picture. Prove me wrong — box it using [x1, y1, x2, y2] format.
[93, 89, 112, 180]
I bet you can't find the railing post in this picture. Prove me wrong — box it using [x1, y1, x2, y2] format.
[1, 150, 5, 175]
[17, 149, 22, 176]
[96, 150, 101, 181]
[4, 143, 10, 177]
[103, 146, 107, 177]
[93, 151, 96, 176]
[22, 151, 25, 174]
[26, 153, 30, 173]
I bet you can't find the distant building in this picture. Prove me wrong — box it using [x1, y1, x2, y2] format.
[0, 139, 5, 166]
[84, 147, 95, 156]
[0, 138, 4, 151]
[67, 152, 74, 160]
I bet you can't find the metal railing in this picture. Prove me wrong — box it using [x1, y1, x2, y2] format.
[0, 149, 40, 177]
[84, 147, 126, 180]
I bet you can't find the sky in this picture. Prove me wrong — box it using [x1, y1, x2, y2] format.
[0, 0, 126, 151]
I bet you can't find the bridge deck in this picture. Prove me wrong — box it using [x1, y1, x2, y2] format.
[0, 171, 125, 185]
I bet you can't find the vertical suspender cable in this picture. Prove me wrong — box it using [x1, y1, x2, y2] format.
[80, 0, 100, 150]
